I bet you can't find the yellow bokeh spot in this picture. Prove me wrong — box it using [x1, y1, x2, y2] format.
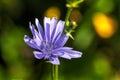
[93, 12, 116, 38]
[44, 6, 61, 19]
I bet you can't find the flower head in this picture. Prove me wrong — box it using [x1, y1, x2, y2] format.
[24, 17, 82, 65]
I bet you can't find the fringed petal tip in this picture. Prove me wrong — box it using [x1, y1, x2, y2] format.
[24, 35, 30, 44]
[59, 50, 83, 60]
[35, 18, 39, 25]
[24, 35, 28, 41]
[70, 51, 82, 58]
[24, 35, 37, 49]
[44, 17, 58, 20]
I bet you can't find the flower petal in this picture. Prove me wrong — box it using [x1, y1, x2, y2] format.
[29, 22, 42, 41]
[50, 17, 58, 39]
[52, 20, 65, 43]
[33, 51, 45, 59]
[44, 17, 50, 42]
[52, 52, 64, 56]
[53, 47, 73, 51]
[33, 30, 42, 47]
[60, 52, 72, 59]
[49, 57, 60, 65]
[29, 22, 36, 37]
[55, 35, 69, 47]
[54, 47, 82, 59]
[29, 22, 42, 47]
[24, 35, 38, 49]
[35, 18, 44, 40]
[68, 50, 82, 58]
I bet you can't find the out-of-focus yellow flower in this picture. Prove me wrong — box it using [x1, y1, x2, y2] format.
[44, 6, 61, 19]
[93, 12, 116, 38]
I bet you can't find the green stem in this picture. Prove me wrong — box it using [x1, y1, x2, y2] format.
[65, 8, 73, 27]
[52, 65, 59, 80]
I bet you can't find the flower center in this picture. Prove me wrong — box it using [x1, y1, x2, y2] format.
[42, 41, 53, 59]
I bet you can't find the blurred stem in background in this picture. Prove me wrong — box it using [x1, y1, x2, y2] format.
[65, 0, 84, 27]
[65, 0, 84, 39]
[65, 8, 73, 27]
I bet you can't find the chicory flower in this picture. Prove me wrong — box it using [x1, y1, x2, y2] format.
[24, 17, 82, 65]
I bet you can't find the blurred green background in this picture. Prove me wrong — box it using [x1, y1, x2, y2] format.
[0, 0, 120, 80]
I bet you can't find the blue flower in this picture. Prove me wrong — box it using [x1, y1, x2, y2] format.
[24, 17, 82, 65]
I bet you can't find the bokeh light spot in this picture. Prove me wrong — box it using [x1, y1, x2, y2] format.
[44, 6, 61, 19]
[70, 9, 82, 23]
[93, 53, 111, 77]
[93, 12, 117, 38]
